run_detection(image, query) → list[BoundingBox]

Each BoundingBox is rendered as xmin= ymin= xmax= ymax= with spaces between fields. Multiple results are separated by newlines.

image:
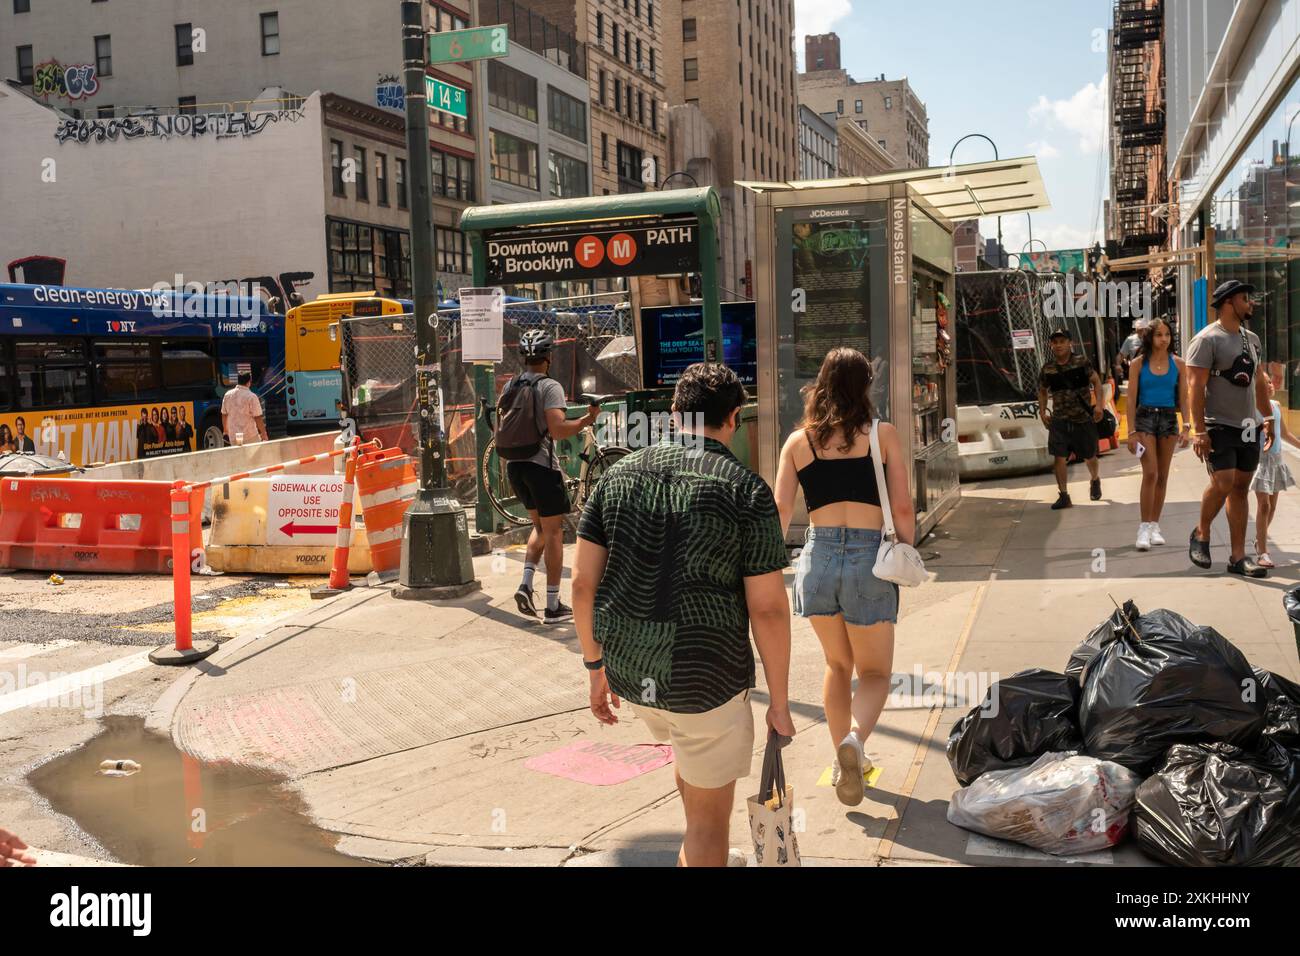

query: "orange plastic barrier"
xmin=355 ymin=448 xmax=418 ymax=577
xmin=0 ymin=478 xmax=202 ymax=574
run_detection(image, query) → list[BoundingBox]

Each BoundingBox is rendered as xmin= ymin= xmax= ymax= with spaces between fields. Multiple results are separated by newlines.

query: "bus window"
xmin=0 ymin=341 xmax=11 ymax=411
xmin=161 ymin=340 xmax=216 ymax=391
xmin=15 ymin=339 xmax=92 ymax=409
xmin=94 ymin=341 xmax=161 ymax=403
xmin=217 ymin=340 xmax=271 ymax=390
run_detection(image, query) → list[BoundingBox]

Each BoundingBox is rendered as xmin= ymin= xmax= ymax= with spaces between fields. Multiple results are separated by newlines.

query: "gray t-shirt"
xmin=514 ymin=371 xmax=567 ymax=469
xmin=1185 ymin=322 xmax=1262 ymax=427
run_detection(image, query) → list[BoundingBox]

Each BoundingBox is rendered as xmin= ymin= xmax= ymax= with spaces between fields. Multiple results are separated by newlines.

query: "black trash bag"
xmin=1253 ymin=666 xmax=1300 ymax=749
xmin=946 ymin=668 xmax=1082 ymax=786
xmin=1066 ymin=600 xmax=1140 ymax=685
xmin=1132 ymin=740 xmax=1300 ymax=866
xmin=1078 ymin=608 xmax=1267 ymax=775
xmin=1285 ymin=585 xmax=1300 ymax=660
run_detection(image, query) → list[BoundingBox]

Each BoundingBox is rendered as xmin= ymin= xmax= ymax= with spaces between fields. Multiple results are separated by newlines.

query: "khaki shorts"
xmin=631 ymin=689 xmax=754 ymax=789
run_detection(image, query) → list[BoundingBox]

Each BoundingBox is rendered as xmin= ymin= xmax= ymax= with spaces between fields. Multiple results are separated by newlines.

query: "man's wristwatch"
xmin=583 ymin=658 xmax=604 ymax=671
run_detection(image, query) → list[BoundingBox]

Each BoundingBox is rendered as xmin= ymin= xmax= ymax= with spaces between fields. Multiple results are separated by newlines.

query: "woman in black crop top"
xmin=773 ymin=347 xmax=916 ymax=808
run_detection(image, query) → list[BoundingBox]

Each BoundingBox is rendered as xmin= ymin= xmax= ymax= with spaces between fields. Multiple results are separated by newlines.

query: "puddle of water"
xmin=28 ymin=716 xmax=370 ymax=867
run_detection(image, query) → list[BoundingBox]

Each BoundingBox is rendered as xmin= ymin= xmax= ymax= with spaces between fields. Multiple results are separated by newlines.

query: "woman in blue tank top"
xmin=1124 ymin=318 xmax=1190 ymax=551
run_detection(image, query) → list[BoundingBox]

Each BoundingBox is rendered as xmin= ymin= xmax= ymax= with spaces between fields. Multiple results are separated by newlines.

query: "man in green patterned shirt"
xmin=572 ymin=363 xmax=794 ymax=867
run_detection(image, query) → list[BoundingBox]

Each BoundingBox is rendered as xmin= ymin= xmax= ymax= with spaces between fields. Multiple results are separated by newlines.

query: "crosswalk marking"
xmin=0 ymin=639 xmax=78 ymax=662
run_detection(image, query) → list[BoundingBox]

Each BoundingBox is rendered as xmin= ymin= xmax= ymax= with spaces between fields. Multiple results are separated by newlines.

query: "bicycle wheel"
xmin=480 ymin=436 xmax=532 ymax=528
xmin=577 ymin=446 xmax=631 ymax=510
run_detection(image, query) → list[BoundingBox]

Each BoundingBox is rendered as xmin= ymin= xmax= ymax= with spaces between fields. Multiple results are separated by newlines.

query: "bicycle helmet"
xmin=518 ymin=328 xmax=554 ymax=358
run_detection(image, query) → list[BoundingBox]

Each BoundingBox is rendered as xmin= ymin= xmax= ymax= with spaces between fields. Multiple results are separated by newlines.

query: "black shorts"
xmin=506 ymin=461 xmax=571 ymax=518
xmin=1048 ymin=418 xmax=1098 ymax=461
xmin=1206 ymin=424 xmax=1260 ymax=474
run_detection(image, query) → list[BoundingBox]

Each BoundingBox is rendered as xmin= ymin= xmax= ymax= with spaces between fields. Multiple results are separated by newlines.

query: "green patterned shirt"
xmin=577 ymin=436 xmax=790 ymax=713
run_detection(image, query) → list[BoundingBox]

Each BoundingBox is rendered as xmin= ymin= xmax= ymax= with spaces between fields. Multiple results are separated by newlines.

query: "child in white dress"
xmin=1251 ymin=372 xmax=1300 ymax=567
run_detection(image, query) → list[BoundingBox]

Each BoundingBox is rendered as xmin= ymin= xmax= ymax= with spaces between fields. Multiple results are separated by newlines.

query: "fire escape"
xmin=1111 ymin=0 xmax=1167 ymax=252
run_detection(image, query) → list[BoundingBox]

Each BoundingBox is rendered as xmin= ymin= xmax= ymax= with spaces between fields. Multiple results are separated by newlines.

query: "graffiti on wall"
xmin=375 ymin=74 xmax=404 ymax=111
xmin=53 ymin=104 xmax=308 ymax=145
xmin=34 ymin=60 xmax=100 ymax=100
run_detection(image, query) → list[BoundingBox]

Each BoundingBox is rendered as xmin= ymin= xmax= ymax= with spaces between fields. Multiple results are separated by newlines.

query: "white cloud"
xmin=1028 ymin=75 xmax=1108 ymax=154
xmin=795 ymin=0 xmax=853 ymax=36
xmin=1027 ymin=140 xmax=1060 ymax=159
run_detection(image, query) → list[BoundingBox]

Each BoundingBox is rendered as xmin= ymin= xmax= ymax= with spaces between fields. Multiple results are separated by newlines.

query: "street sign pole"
xmin=397 ymin=0 xmax=478 ymax=598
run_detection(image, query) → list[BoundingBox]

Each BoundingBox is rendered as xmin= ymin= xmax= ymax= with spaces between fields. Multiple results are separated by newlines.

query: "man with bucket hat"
xmin=1185 ymin=279 xmax=1274 ymax=577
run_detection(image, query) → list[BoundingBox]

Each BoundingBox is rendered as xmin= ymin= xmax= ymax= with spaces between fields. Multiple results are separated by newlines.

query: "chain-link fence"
xmin=955 ymin=269 xmax=1118 ymax=407
xmin=340 ymin=292 xmax=639 ymax=506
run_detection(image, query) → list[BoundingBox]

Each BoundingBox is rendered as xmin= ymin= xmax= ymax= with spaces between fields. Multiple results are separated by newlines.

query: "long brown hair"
xmin=799 ymin=347 xmax=876 ymax=453
xmin=1138 ymin=317 xmax=1176 ymax=360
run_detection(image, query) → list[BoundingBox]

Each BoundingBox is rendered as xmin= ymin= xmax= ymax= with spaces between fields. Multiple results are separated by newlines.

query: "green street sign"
xmin=425 ymin=76 xmax=468 ymax=118
xmin=427 ymin=24 xmax=509 ymax=64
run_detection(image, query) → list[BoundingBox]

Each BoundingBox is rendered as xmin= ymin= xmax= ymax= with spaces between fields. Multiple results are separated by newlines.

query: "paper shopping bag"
xmin=746 ymin=729 xmax=800 ymax=867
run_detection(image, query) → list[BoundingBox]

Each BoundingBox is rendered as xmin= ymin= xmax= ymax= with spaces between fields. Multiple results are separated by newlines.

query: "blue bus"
xmin=0 ymin=283 xmax=286 ymax=465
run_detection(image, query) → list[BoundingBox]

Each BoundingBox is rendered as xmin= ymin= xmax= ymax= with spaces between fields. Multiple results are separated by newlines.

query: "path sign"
xmin=267 ymin=477 xmax=345 ymax=546
xmin=483 ymin=216 xmax=701 ymax=284
xmin=425 ymin=76 xmax=468 ymax=118
xmin=427 ymin=25 xmax=508 ymax=65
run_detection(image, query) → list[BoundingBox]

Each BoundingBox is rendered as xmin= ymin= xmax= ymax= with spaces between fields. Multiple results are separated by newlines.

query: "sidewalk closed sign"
xmin=267 ymin=477 xmax=344 ymax=545
xmin=1012 ymin=329 xmax=1036 ymax=350
xmin=460 ymin=287 xmax=504 ymax=362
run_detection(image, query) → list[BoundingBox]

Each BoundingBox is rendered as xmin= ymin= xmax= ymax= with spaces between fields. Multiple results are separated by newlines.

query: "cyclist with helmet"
xmin=505 ymin=328 xmax=600 ymax=623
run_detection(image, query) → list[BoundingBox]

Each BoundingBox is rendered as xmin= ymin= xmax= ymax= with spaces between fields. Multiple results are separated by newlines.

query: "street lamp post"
xmin=396 ymin=0 xmax=478 ymax=598
xmin=950 ymin=133 xmax=1002 ymax=266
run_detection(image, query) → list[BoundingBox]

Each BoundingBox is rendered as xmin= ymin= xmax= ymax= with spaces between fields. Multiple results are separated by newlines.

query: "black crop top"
xmin=795 ymin=431 xmax=881 ymax=511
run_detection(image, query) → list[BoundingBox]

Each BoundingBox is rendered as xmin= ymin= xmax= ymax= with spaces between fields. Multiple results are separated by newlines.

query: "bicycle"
xmin=479 ymin=393 xmax=632 ymax=528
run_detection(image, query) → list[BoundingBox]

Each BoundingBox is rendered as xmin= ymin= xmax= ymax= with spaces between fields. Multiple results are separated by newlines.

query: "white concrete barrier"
xmin=957 ymin=402 xmax=1053 ymax=480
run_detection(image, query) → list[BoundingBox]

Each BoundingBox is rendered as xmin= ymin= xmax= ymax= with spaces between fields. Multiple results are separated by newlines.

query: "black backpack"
xmin=495 ymin=375 xmax=549 ymax=461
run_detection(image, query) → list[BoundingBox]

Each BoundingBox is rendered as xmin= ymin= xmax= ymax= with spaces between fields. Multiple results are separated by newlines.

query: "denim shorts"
xmin=1134 ymin=406 xmax=1178 ymax=439
xmin=792 ymin=527 xmax=899 ymax=627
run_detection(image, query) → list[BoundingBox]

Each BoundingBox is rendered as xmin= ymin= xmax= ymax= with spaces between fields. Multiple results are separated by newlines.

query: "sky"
xmin=794 ymin=0 xmax=1113 ymax=259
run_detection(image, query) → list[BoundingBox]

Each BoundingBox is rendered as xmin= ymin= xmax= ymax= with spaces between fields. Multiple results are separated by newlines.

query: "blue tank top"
xmin=1138 ymin=359 xmax=1177 ymax=408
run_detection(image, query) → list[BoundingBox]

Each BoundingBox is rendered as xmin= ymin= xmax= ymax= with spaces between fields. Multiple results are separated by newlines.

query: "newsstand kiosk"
xmin=750 ymin=180 xmax=960 ymax=541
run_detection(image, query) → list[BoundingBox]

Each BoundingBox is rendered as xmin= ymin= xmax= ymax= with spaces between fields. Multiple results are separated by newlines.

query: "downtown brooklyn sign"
xmin=482 ymin=217 xmax=700 ymax=283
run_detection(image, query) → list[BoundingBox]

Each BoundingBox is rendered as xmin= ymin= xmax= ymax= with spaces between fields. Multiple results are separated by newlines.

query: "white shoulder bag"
xmin=869 ymin=420 xmax=928 ymax=587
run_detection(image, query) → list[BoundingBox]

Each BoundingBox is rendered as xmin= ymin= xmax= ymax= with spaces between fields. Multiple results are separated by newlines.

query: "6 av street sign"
xmin=425 ymin=76 xmax=468 ymax=118
xmin=427 ymin=24 xmax=508 ymax=64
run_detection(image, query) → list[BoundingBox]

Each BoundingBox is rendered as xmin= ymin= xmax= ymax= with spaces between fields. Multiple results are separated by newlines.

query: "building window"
xmin=548 ymin=86 xmax=587 ymax=143
xmin=261 ymin=12 xmax=279 ymax=56
xmin=878 ymin=139 xmax=887 ymax=150
xmin=649 ymin=48 xmax=655 ymax=77
xmin=598 ymin=69 xmax=606 ymax=106
xmin=884 ymin=95 xmax=892 ymax=109
xmin=647 ymin=0 xmax=653 ymax=28
xmin=330 ymin=140 xmax=346 ymax=197
xmin=14 ymin=0 xmax=31 ymax=13
xmin=636 ymin=37 xmax=642 ymax=69
xmin=431 ymin=148 xmax=475 ymax=200
xmin=94 ymin=35 xmax=112 ymax=77
xmin=596 ymin=11 xmax=603 ymax=46
xmin=437 ymin=227 xmax=471 ymax=275
xmin=651 ymin=97 xmax=657 ymax=132
xmin=549 ymin=151 xmax=588 ymax=198
xmin=684 ymin=59 xmax=698 ymax=81
xmin=855 ymin=99 xmax=862 ymax=113
xmin=600 ymin=132 xmax=608 ymax=170
xmin=489 ymin=130 xmax=538 ymax=190
xmin=488 ymin=59 xmax=537 ymax=122
xmin=396 ymin=158 xmax=408 ymax=209
xmin=614 ymin=77 xmax=621 ymax=109
xmin=375 ymin=152 xmax=389 ymax=206
xmin=616 ymin=141 xmax=644 ymax=191
xmin=353 ymin=146 xmax=368 ymax=201
xmin=178 ymin=96 xmax=197 ymax=114
xmin=176 ymin=23 xmax=193 ymax=66
xmin=16 ymin=45 xmax=32 ymax=85
xmin=328 ymin=219 xmax=411 ymax=298
xmin=683 ymin=18 xmax=697 ymax=41
xmin=836 ymin=99 xmax=843 ymax=114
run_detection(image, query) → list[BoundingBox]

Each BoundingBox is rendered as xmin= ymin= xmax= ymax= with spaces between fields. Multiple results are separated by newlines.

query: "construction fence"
xmin=339 ymin=293 xmax=638 ymax=506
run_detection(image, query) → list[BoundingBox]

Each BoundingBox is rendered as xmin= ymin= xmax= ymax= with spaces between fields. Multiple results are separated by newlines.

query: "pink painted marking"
xmin=524 ymin=741 xmax=674 ymax=785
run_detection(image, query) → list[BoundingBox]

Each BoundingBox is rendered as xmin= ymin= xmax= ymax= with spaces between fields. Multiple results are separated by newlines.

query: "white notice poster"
xmin=460 ymin=287 xmax=505 ymax=362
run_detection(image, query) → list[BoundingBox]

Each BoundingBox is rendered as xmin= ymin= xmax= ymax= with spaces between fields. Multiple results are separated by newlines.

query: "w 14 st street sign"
xmin=425 ymin=76 xmax=468 ymax=118
xmin=427 ymin=24 xmax=508 ymax=64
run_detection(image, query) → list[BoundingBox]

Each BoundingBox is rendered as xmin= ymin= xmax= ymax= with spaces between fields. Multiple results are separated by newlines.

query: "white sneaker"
xmin=1149 ymin=523 xmax=1165 ymax=546
xmin=1136 ymin=523 xmax=1152 ymax=551
xmin=834 ymin=733 xmax=865 ymax=807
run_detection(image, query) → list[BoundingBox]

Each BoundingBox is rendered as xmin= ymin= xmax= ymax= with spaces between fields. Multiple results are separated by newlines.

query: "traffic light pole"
xmin=396 ymin=0 xmax=478 ymax=598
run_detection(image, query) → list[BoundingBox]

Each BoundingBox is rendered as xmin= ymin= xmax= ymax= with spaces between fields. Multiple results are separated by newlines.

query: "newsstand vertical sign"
xmin=482 ymin=217 xmax=701 ymax=284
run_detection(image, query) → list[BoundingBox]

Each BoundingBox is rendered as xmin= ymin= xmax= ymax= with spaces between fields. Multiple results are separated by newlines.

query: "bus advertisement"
xmin=0 ymin=283 xmax=286 ymax=466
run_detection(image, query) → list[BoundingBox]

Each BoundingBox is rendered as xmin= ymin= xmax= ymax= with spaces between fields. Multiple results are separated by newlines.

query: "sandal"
xmin=1188 ymin=529 xmax=1211 ymax=569
xmin=1257 ymin=552 xmax=1276 ymax=569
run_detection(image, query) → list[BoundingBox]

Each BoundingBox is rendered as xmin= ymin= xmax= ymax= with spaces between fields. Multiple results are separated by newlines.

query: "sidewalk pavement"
xmin=147 ymin=441 xmax=1300 ymax=866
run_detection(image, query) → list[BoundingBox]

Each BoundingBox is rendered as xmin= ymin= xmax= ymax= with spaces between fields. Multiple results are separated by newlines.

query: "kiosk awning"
xmin=737 ymin=156 xmax=1051 ymax=221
